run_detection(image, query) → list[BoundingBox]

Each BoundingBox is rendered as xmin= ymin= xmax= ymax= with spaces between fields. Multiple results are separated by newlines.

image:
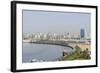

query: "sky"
xmin=23 ymin=10 xmax=91 ymax=34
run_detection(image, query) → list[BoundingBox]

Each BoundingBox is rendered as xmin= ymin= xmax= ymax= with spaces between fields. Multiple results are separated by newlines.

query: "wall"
xmin=0 ymin=0 xmax=99 ymax=73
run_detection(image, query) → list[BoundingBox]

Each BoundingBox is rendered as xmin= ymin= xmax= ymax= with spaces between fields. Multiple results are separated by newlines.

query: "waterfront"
xmin=22 ymin=43 xmax=74 ymax=63
xmin=22 ymin=10 xmax=91 ymax=63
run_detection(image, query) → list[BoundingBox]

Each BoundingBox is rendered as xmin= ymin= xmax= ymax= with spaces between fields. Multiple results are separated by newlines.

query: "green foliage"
xmin=63 ymin=45 xmax=91 ymax=60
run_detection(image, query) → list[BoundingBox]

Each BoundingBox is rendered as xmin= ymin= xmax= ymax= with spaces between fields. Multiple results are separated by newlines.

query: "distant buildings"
xmin=23 ymin=29 xmax=91 ymax=44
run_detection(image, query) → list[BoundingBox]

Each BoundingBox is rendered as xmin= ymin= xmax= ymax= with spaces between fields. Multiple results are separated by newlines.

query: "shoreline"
xmin=23 ymin=39 xmax=74 ymax=49
xmin=23 ymin=39 xmax=91 ymax=51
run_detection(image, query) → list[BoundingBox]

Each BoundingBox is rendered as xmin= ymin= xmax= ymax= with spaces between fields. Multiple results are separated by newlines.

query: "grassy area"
xmin=63 ymin=45 xmax=91 ymax=60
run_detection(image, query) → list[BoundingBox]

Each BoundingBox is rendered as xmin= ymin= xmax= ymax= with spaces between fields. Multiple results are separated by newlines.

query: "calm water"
xmin=22 ymin=43 xmax=73 ymax=63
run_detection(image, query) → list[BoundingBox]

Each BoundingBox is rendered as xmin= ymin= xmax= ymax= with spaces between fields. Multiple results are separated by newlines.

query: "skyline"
xmin=23 ymin=10 xmax=91 ymax=35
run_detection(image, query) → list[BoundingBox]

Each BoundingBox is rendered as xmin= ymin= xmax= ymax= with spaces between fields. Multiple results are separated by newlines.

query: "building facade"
xmin=80 ymin=29 xmax=85 ymax=39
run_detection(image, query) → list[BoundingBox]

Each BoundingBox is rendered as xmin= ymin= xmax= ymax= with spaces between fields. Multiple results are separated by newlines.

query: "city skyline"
xmin=23 ymin=10 xmax=91 ymax=35
xmin=22 ymin=10 xmax=91 ymax=63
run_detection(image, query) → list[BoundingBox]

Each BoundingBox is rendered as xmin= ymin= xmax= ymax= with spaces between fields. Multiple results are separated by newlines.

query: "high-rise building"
xmin=80 ymin=29 xmax=85 ymax=38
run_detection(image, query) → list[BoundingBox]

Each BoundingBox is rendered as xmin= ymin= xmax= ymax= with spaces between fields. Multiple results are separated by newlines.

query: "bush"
xmin=63 ymin=46 xmax=91 ymax=60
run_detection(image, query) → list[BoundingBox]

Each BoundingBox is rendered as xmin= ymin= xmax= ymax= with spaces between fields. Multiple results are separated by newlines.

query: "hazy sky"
xmin=23 ymin=10 xmax=91 ymax=34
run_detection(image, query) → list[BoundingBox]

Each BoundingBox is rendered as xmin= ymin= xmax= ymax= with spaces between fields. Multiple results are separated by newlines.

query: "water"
xmin=22 ymin=43 xmax=73 ymax=63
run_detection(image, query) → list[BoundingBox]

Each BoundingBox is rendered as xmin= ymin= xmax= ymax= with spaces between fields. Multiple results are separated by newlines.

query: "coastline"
xmin=23 ymin=39 xmax=74 ymax=49
xmin=23 ymin=39 xmax=91 ymax=51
